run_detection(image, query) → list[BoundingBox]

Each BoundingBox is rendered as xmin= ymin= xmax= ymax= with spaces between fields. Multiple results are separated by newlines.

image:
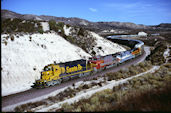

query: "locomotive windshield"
xmin=44 ymin=66 xmax=52 ymax=71
xmin=92 ymin=58 xmax=98 ymax=60
xmin=131 ymin=48 xmax=139 ymax=52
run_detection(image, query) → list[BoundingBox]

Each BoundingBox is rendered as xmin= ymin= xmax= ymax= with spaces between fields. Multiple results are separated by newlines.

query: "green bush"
xmin=48 ymin=20 xmax=57 ymax=31
xmin=38 ymin=29 xmax=44 ymax=34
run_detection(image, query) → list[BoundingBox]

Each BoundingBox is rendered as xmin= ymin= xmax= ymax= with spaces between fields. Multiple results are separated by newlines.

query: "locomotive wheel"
xmin=55 ymin=79 xmax=62 ymax=85
xmin=62 ymin=77 xmax=70 ymax=82
xmin=51 ymin=80 xmax=56 ymax=86
xmin=46 ymin=82 xmax=51 ymax=87
xmin=79 ymin=73 xmax=84 ymax=78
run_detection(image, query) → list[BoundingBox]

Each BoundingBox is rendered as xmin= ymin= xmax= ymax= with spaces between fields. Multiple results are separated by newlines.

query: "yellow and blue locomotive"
xmin=32 ymin=59 xmax=93 ymax=88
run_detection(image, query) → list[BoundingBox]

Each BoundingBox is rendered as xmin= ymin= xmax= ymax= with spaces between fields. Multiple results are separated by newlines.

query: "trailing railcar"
xmin=131 ymin=40 xmax=144 ymax=56
xmin=89 ymin=53 xmax=119 ymax=71
xmin=117 ymin=51 xmax=135 ymax=63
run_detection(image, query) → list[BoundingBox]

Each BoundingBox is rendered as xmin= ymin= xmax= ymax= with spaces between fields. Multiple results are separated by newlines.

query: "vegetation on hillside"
xmin=2 ymin=18 xmax=98 ymax=55
xmin=1 ymin=18 xmax=43 ymax=33
xmin=146 ymin=41 xmax=167 ymax=65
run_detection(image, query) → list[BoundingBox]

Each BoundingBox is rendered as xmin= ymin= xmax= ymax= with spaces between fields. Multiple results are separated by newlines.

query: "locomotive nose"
xmin=32 ymin=80 xmax=41 ymax=88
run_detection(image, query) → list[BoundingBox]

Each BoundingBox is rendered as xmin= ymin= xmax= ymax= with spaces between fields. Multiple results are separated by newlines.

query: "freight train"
xmin=32 ymin=37 xmax=144 ymax=88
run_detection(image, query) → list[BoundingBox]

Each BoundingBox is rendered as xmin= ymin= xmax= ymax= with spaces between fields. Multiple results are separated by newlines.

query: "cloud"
xmin=104 ymin=2 xmax=156 ymax=11
xmin=103 ymin=2 xmax=155 ymax=14
xmin=104 ymin=2 xmax=140 ymax=9
xmin=89 ymin=8 xmax=97 ymax=12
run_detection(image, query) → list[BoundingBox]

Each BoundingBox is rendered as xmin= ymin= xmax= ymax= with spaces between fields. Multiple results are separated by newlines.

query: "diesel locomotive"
xmin=32 ymin=37 xmax=144 ymax=88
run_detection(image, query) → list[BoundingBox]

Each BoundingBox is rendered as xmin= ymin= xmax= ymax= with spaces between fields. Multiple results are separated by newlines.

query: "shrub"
xmin=82 ymin=84 xmax=89 ymax=89
xmin=15 ymin=101 xmax=47 ymax=112
xmin=3 ymin=41 xmax=8 ymax=46
xmin=33 ymin=67 xmax=36 ymax=71
xmin=10 ymin=35 xmax=14 ymax=41
xmin=163 ymin=63 xmax=171 ymax=68
xmin=82 ymin=103 xmax=91 ymax=111
xmin=92 ymin=77 xmax=97 ymax=80
xmin=91 ymin=50 xmax=96 ymax=56
xmin=163 ymin=75 xmax=171 ymax=82
xmin=146 ymin=41 xmax=167 ymax=65
xmin=98 ymin=82 xmax=102 ymax=87
xmin=65 ymin=36 xmax=75 ymax=43
xmin=5 ymin=36 xmax=9 ymax=40
xmin=139 ymin=62 xmax=145 ymax=68
xmin=38 ymin=29 xmax=44 ymax=34
xmin=47 ymin=96 xmax=56 ymax=102
xmin=98 ymin=46 xmax=102 ymax=50
xmin=90 ymin=96 xmax=99 ymax=105
xmin=62 ymin=102 xmax=74 ymax=112
xmin=66 ymin=24 xmax=71 ymax=28
xmin=129 ymin=68 xmax=138 ymax=75
xmin=48 ymin=20 xmax=57 ymax=31
xmin=78 ymin=27 xmax=85 ymax=36
xmin=41 ymin=44 xmax=46 ymax=49
xmin=73 ymin=106 xmax=82 ymax=112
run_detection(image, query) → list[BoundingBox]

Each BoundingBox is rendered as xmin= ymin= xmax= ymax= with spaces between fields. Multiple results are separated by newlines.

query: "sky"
xmin=1 ymin=0 xmax=171 ymax=25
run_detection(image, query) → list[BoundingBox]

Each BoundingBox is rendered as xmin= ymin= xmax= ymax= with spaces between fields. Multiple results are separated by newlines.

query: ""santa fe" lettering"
xmin=66 ymin=64 xmax=82 ymax=73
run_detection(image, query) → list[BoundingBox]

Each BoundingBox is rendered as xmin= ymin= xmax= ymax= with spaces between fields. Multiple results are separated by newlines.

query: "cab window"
xmin=44 ymin=66 xmax=52 ymax=71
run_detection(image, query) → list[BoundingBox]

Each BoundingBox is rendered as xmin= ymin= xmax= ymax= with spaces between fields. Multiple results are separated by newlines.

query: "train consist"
xmin=32 ymin=37 xmax=144 ymax=88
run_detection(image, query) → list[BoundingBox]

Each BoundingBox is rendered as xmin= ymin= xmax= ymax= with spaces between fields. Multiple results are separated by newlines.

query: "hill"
xmin=1 ymin=10 xmax=126 ymax=96
xmin=1 ymin=9 xmax=154 ymax=32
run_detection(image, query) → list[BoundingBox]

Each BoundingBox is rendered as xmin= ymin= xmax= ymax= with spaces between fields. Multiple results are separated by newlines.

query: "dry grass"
xmin=15 ymin=62 xmax=169 ymax=112
xmin=57 ymin=63 xmax=171 ymax=112
xmin=15 ymin=101 xmax=47 ymax=112
xmin=106 ymin=61 xmax=152 ymax=81
xmin=112 ymin=83 xmax=171 ymax=111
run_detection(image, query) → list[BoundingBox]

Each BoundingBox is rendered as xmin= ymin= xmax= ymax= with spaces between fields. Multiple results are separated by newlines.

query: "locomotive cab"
xmin=33 ymin=64 xmax=62 ymax=88
xmin=131 ymin=48 xmax=140 ymax=56
xmin=88 ymin=56 xmax=104 ymax=70
xmin=41 ymin=65 xmax=53 ymax=81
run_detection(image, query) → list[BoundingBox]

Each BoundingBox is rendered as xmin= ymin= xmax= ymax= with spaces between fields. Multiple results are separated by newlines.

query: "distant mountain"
xmin=1 ymin=9 xmax=171 ymax=32
xmin=152 ymin=23 xmax=171 ymax=30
